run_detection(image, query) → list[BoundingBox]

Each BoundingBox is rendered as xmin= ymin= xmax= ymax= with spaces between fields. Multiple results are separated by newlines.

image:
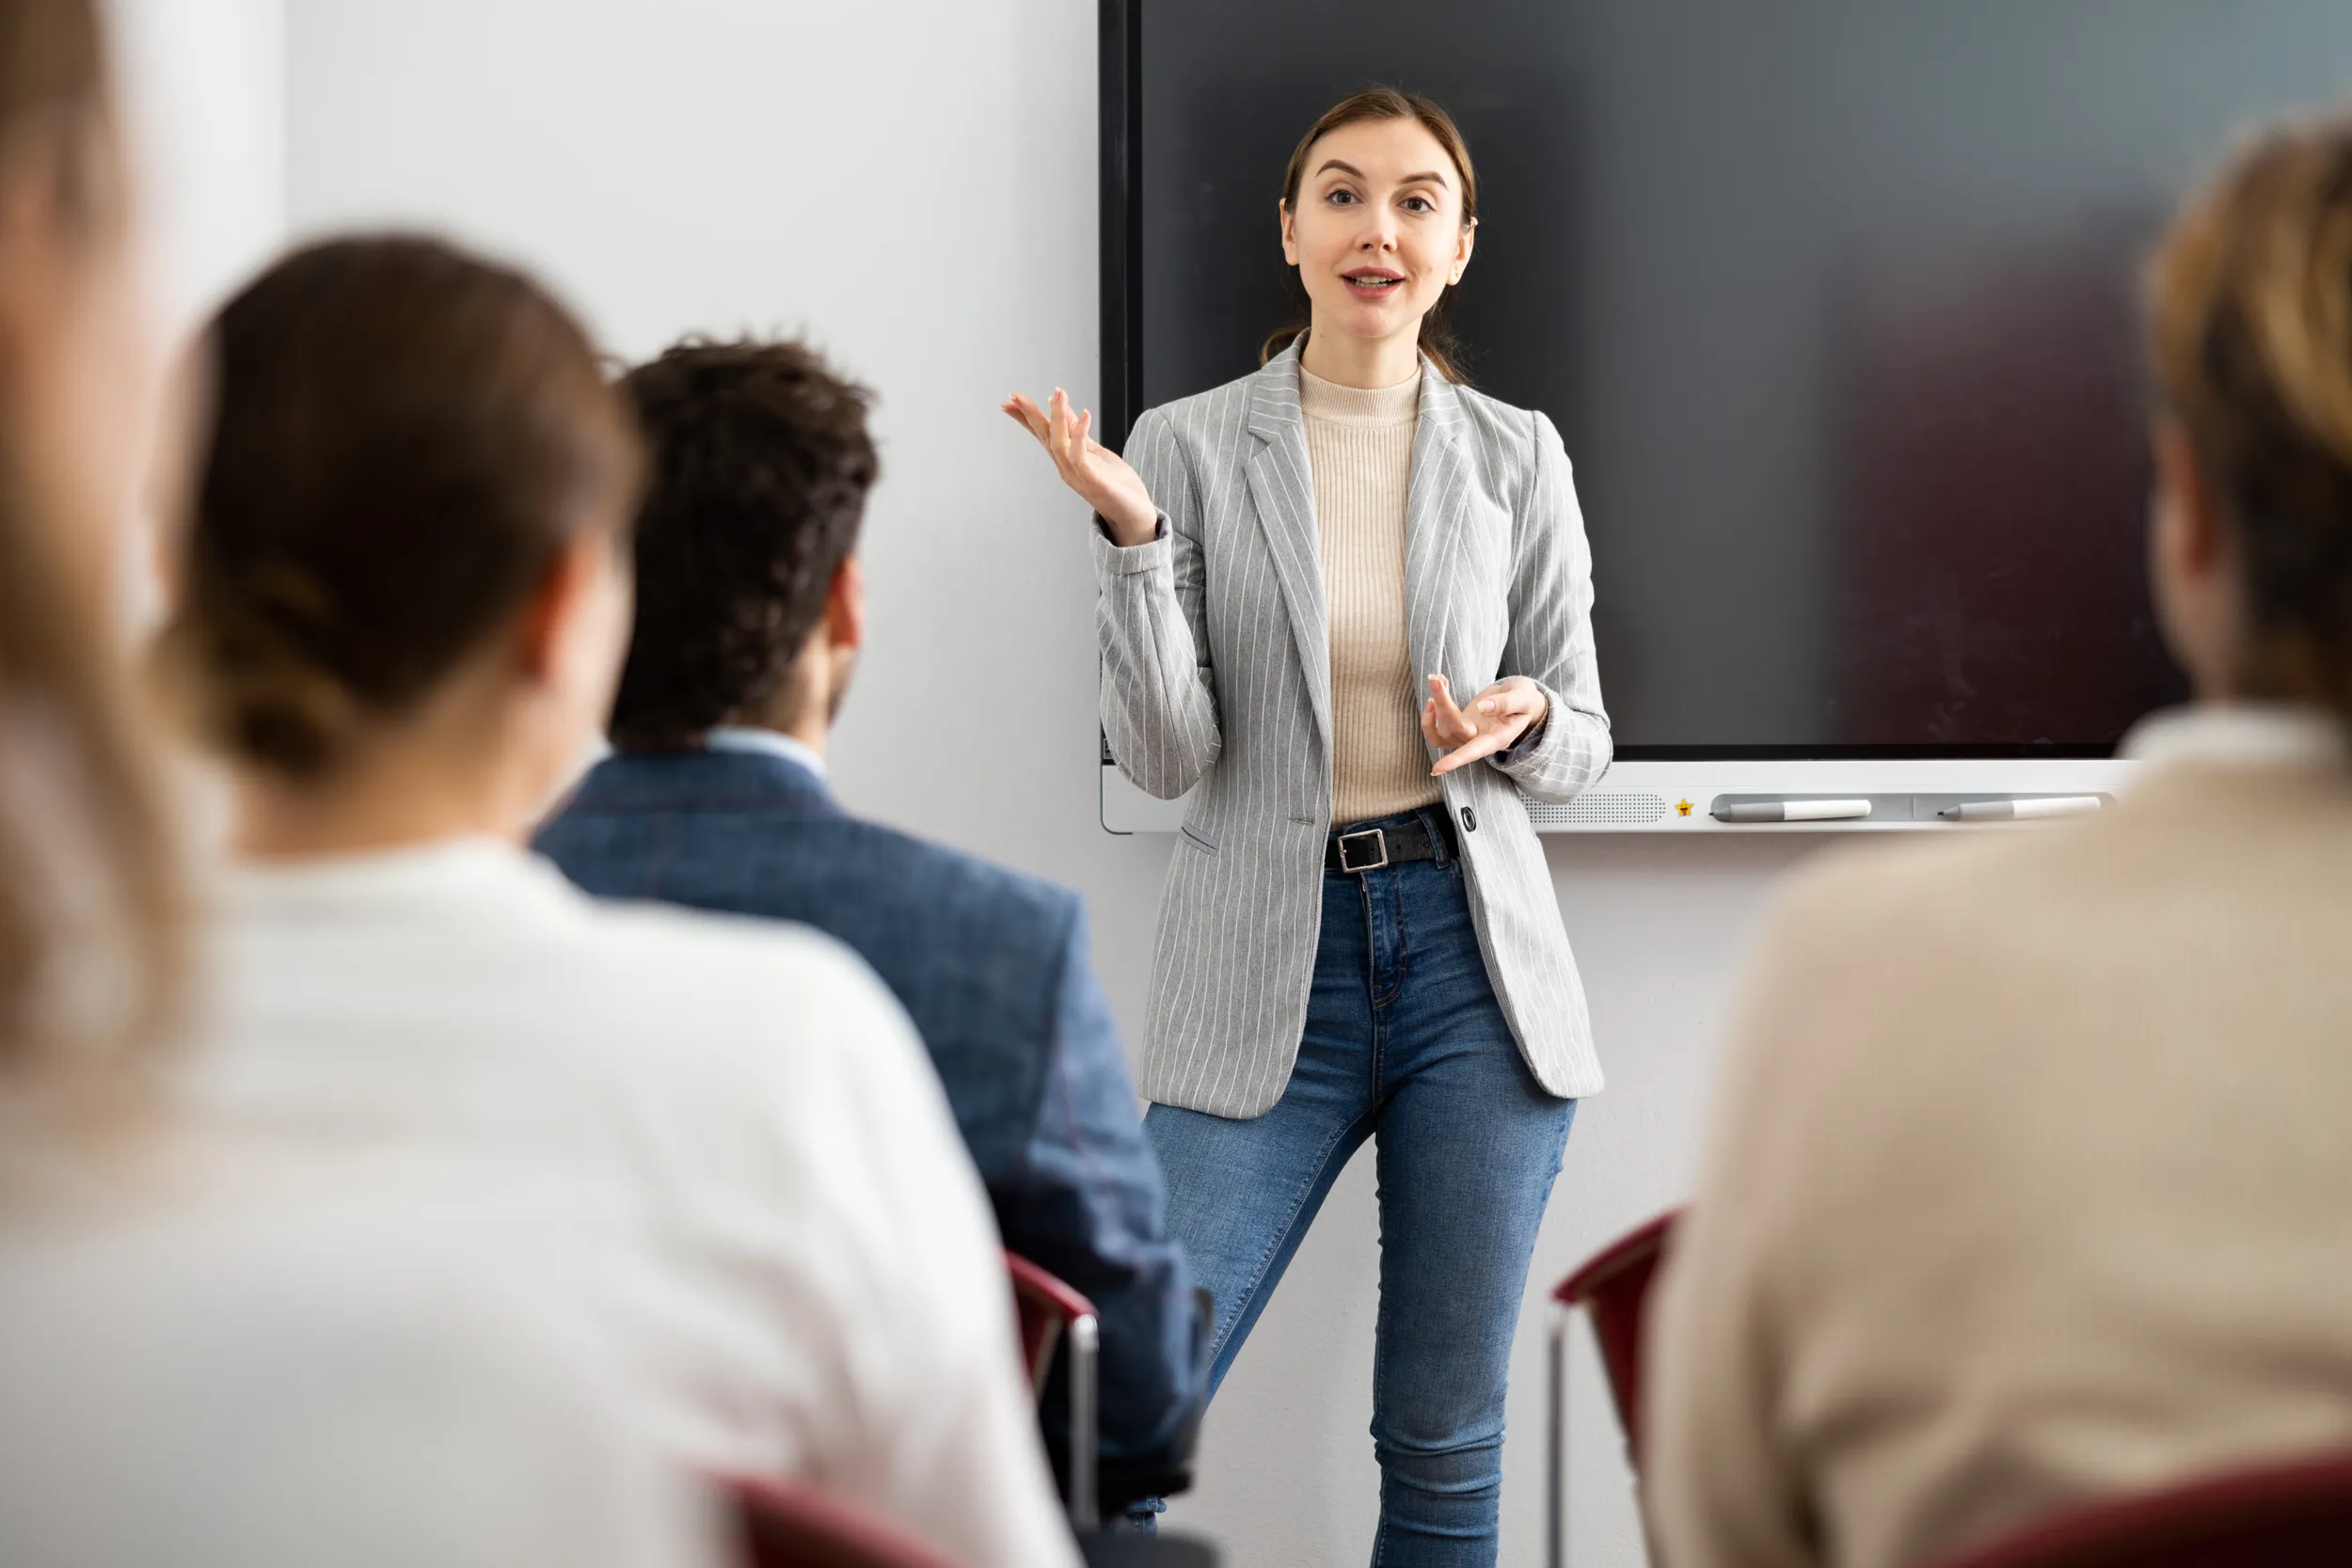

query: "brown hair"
xmin=161 ymin=235 xmax=643 ymax=780
xmin=607 ymin=338 xmax=879 ymax=752
xmin=1260 ymin=87 xmax=1480 ymax=383
xmin=2149 ymin=109 xmax=2352 ymax=721
xmin=0 ymin=0 xmax=183 ymax=1096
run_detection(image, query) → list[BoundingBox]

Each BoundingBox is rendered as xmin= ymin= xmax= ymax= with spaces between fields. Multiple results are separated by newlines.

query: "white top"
xmin=178 ymin=837 xmax=1078 ymax=1568
xmin=0 ymin=1142 xmax=723 ymax=1568
xmin=706 ymin=725 xmax=827 ymax=779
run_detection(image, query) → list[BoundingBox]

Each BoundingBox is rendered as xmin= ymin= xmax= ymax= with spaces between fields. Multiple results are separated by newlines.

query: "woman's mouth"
xmin=1343 ymin=271 xmax=1406 ymax=300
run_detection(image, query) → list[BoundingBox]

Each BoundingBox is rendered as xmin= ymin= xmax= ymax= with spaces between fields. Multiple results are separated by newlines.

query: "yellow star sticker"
xmin=1677 ymin=800 xmax=1694 ymax=817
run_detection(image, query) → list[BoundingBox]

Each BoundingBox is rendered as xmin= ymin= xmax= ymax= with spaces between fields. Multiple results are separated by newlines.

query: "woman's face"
xmin=1280 ymin=117 xmax=1475 ymax=355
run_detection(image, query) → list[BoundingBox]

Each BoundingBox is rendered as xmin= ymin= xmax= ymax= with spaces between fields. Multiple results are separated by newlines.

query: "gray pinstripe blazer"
xmin=1094 ymin=342 xmax=1613 ymax=1118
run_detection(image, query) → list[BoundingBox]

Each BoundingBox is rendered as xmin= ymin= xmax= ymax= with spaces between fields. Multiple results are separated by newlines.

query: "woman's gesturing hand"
xmin=1002 ymin=388 xmax=1161 ymax=546
xmin=1422 ymin=674 xmax=1549 ymax=777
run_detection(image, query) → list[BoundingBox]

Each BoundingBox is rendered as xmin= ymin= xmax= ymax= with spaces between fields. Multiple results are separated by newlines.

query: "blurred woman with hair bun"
xmin=159 ymin=227 xmax=1080 ymax=1568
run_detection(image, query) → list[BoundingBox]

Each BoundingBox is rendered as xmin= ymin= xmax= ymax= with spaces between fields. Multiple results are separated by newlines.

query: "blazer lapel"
xmin=1244 ymin=347 xmax=1333 ymax=756
xmin=1405 ymin=359 xmax=1473 ymax=689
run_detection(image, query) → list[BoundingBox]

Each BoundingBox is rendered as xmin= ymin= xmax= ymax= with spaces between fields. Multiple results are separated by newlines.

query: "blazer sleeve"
xmin=1488 ymin=408 xmax=1613 ymax=802
xmin=1093 ymin=406 xmax=1221 ymax=799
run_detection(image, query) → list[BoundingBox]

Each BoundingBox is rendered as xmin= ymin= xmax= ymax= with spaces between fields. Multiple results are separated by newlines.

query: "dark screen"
xmin=1133 ymin=1 xmax=2352 ymax=752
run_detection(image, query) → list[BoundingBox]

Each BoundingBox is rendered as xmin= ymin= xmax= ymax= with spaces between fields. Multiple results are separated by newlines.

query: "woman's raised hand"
xmin=1422 ymin=673 xmax=1550 ymax=776
xmin=1001 ymin=388 xmax=1161 ymax=546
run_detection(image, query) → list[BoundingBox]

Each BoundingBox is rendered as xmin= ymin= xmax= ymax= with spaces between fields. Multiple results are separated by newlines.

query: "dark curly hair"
xmin=607 ymin=338 xmax=879 ymax=752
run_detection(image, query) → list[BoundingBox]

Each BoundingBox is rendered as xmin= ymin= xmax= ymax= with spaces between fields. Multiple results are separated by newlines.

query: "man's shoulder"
xmin=798 ymin=818 xmax=1086 ymax=993
xmin=831 ymin=817 xmax=1076 ymax=925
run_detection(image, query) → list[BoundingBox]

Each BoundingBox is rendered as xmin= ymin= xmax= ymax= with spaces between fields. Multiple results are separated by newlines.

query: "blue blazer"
xmin=535 ymin=748 xmax=1203 ymax=1493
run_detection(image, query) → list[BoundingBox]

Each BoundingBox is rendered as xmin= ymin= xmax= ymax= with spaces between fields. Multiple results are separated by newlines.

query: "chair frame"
xmin=1546 ymin=1211 xmax=1679 ymax=1568
xmin=1006 ymin=1250 xmax=1102 ymax=1532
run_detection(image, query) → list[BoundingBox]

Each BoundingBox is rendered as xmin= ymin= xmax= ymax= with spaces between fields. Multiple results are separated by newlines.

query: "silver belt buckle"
xmin=1337 ymin=828 xmax=1390 ymax=873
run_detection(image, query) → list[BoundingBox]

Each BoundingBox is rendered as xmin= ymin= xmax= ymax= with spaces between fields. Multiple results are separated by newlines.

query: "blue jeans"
xmin=1144 ymin=807 xmax=1577 ymax=1567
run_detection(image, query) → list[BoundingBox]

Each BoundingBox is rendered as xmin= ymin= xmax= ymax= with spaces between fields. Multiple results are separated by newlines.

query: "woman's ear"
xmin=1279 ymin=198 xmax=1299 ymax=267
xmin=2152 ymin=415 xmax=2226 ymax=577
xmin=2149 ymin=414 xmax=2241 ymax=699
xmin=1451 ymin=216 xmax=1477 ymax=286
xmin=516 ymin=530 xmax=632 ymax=695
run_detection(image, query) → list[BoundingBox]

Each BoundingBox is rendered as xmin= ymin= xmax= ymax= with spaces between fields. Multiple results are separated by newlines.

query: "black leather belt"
xmin=1326 ymin=815 xmax=1456 ymax=873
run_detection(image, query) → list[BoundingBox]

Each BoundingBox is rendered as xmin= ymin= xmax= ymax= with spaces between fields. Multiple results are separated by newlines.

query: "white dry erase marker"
xmin=1711 ymin=799 xmax=1874 ymax=823
xmin=1938 ymin=796 xmax=2104 ymax=822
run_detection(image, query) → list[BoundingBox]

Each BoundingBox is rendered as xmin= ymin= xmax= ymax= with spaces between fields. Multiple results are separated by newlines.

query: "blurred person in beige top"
xmin=1647 ymin=107 xmax=2352 ymax=1568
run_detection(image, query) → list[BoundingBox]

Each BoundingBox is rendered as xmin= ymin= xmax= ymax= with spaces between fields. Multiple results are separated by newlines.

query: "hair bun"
xmin=158 ymin=563 xmax=361 ymax=780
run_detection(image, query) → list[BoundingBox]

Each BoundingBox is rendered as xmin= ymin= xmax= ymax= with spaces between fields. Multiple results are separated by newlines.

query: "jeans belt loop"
xmin=1337 ymin=827 xmax=1390 ymax=873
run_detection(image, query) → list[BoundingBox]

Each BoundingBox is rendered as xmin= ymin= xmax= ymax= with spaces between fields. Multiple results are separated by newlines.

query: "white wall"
xmin=106 ymin=0 xmax=284 ymax=630
xmin=284 ymin=6 xmax=1828 ymax=1561
xmin=110 ymin=0 xmax=285 ymax=347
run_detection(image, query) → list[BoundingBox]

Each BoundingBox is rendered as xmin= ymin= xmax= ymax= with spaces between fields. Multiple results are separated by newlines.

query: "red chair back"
xmin=1550 ymin=1210 xmax=1678 ymax=1455
xmin=727 ymin=1476 xmax=969 ymax=1568
xmin=1004 ymin=1251 xmax=1102 ymax=1532
xmin=1924 ymin=1449 xmax=2352 ymax=1568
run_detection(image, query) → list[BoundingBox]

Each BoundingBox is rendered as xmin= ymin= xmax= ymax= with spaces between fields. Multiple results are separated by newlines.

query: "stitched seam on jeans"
xmin=1370 ymin=869 xmax=1409 ymax=1012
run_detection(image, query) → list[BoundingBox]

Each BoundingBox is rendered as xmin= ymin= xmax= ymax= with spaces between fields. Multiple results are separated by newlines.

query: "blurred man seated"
xmin=537 ymin=339 xmax=1207 ymax=1511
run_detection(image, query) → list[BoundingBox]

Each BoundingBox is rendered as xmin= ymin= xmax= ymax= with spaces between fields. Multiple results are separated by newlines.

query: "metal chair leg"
xmin=1068 ymin=1311 xmax=1100 ymax=1531
xmin=1548 ymin=1305 xmax=1569 ymax=1568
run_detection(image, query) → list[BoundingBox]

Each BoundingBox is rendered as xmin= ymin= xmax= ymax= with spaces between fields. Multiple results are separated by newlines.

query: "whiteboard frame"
xmin=1101 ymin=756 xmax=2139 ymax=834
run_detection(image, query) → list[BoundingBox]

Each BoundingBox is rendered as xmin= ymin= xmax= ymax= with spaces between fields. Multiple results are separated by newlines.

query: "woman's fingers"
xmin=1426 ymin=674 xmax=1477 ymax=744
xmin=1006 ymin=410 xmax=1050 ymax=450
xmin=1433 ymin=731 xmax=1513 ymax=775
xmin=1007 ymin=389 xmax=1108 ymax=473
xmin=1009 ymin=388 xmax=1155 ymax=533
xmin=1427 ymin=674 xmax=1543 ymax=774
xmin=1470 ymin=681 xmax=1535 ymax=720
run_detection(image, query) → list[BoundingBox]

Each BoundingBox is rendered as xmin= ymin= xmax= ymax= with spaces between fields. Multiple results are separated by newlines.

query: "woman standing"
xmin=1008 ymin=87 xmax=1609 ymax=1563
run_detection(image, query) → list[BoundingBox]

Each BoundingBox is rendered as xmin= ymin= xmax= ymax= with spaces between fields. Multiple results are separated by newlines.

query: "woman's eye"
xmin=1327 ymin=189 xmax=1357 ymax=206
xmin=1403 ymin=196 xmax=1434 ymax=214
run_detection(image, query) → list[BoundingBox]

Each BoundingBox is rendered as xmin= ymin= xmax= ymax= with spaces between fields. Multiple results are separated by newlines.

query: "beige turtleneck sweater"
xmin=1299 ymin=364 xmax=1440 ymax=825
